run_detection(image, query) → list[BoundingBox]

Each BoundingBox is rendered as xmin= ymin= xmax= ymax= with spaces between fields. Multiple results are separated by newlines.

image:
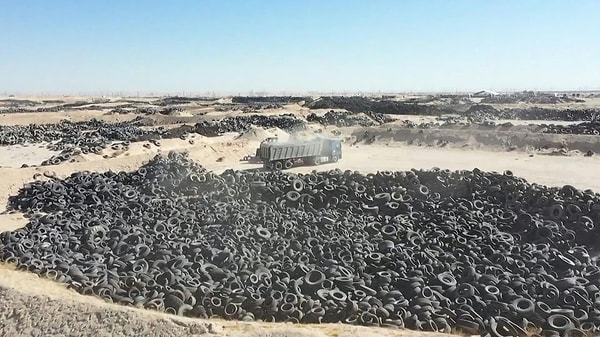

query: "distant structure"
xmin=471 ymin=90 xmax=500 ymax=98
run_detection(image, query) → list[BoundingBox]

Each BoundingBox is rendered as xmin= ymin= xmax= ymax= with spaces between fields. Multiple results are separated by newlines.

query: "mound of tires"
xmin=465 ymin=105 xmax=600 ymax=122
xmin=0 ymin=117 xmax=162 ymax=166
xmin=193 ymin=115 xmax=306 ymax=136
xmin=307 ymin=110 xmax=393 ymax=127
xmin=542 ymin=121 xmax=600 ymax=135
xmin=108 ymin=107 xmax=184 ymax=115
xmin=0 ymin=117 xmax=155 ymax=148
xmin=2 ymin=152 xmax=600 ymax=336
xmin=232 ymin=96 xmax=305 ymax=104
xmin=306 ymin=96 xmax=453 ymax=116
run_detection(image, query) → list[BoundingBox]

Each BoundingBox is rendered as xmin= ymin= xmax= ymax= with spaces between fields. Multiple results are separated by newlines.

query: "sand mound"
xmin=236 ymin=126 xmax=289 ymax=142
xmin=168 ymin=110 xmax=193 ymax=117
xmin=68 ymin=154 xmax=91 ymax=163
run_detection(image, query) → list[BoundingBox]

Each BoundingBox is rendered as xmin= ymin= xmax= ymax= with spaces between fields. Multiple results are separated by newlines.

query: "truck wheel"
xmin=313 ymin=157 xmax=321 ymax=166
xmin=274 ymin=161 xmax=283 ymax=170
xmin=284 ymin=160 xmax=293 ymax=169
xmin=331 ymin=155 xmax=339 ymax=163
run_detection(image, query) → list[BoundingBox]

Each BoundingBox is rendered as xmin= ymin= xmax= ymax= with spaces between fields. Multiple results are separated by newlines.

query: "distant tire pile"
xmin=305 ymin=96 xmax=453 ymax=116
xmin=0 ymin=124 xmax=64 ymax=146
xmin=307 ymin=110 xmax=393 ymax=127
xmin=194 ymin=115 xmax=306 ymax=137
xmin=0 ymin=118 xmax=161 ymax=166
xmin=0 ymin=100 xmax=114 ymax=113
xmin=108 ymin=107 xmax=184 ymax=115
xmin=214 ymin=103 xmax=284 ymax=112
xmin=2 ymin=152 xmax=600 ymax=336
xmin=153 ymin=96 xmax=217 ymax=106
xmin=232 ymin=96 xmax=306 ymax=104
xmin=465 ymin=105 xmax=599 ymax=122
xmin=542 ymin=122 xmax=600 ymax=135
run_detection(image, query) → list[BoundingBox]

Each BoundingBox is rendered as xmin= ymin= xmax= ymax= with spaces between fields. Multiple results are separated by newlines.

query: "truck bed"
xmin=260 ymin=140 xmax=323 ymax=161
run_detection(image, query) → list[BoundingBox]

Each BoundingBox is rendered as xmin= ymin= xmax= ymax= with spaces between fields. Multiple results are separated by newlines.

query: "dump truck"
xmin=257 ymin=137 xmax=342 ymax=170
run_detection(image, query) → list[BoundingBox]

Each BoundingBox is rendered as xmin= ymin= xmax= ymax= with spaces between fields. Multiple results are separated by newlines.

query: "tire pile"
xmin=542 ymin=121 xmax=600 ymax=135
xmin=307 ymin=110 xmax=393 ymax=127
xmin=193 ymin=115 xmax=306 ymax=137
xmin=0 ymin=118 xmax=161 ymax=166
xmin=232 ymin=96 xmax=305 ymax=104
xmin=153 ymin=97 xmax=218 ymax=106
xmin=305 ymin=97 xmax=454 ymax=116
xmin=214 ymin=103 xmax=284 ymax=112
xmin=481 ymin=95 xmax=585 ymax=105
xmin=2 ymin=151 xmax=600 ymax=336
xmin=1 ymin=100 xmax=116 ymax=114
xmin=0 ymin=99 xmax=40 ymax=107
xmin=108 ymin=107 xmax=184 ymax=115
xmin=465 ymin=105 xmax=599 ymax=122
xmin=305 ymin=98 xmax=599 ymax=122
xmin=0 ymin=106 xmax=63 ymax=114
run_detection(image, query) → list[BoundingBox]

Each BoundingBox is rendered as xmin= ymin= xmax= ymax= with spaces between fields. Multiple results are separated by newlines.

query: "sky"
xmin=1 ymin=0 xmax=599 ymax=95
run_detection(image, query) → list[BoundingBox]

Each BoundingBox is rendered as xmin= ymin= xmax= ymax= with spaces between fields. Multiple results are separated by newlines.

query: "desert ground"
xmin=1 ymin=92 xmax=600 ymax=336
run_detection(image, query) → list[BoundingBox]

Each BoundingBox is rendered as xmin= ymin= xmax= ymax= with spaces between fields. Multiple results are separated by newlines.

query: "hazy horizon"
xmin=2 ymin=0 xmax=599 ymax=94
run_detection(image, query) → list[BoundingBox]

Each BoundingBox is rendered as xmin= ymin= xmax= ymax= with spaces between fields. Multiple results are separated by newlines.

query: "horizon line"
xmin=2 ymin=88 xmax=599 ymax=98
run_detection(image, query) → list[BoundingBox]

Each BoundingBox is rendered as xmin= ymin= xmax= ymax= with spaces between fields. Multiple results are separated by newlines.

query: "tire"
xmin=274 ymin=161 xmax=283 ymax=170
xmin=331 ymin=155 xmax=339 ymax=163
xmin=284 ymin=160 xmax=293 ymax=169
xmin=313 ymin=157 xmax=321 ymax=166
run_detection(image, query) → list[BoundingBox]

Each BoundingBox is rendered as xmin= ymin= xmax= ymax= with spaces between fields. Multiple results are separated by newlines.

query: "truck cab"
xmin=321 ymin=138 xmax=342 ymax=162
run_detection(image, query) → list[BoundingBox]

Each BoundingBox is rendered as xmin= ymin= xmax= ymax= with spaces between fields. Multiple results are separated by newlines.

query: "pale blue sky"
xmin=1 ymin=0 xmax=599 ymax=95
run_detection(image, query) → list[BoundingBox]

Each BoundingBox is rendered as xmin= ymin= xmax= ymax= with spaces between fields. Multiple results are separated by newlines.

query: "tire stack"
xmin=542 ymin=121 xmax=600 ymax=135
xmin=0 ymin=118 xmax=161 ymax=166
xmin=194 ymin=115 xmax=306 ymax=136
xmin=307 ymin=110 xmax=391 ymax=127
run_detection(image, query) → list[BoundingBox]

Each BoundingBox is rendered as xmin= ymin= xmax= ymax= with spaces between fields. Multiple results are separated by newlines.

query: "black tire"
xmin=331 ymin=155 xmax=339 ymax=163
xmin=274 ymin=161 xmax=283 ymax=170
xmin=313 ymin=157 xmax=321 ymax=166
xmin=284 ymin=160 xmax=293 ymax=169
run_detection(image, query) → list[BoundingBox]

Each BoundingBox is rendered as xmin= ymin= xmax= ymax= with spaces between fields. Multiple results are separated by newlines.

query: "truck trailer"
xmin=257 ymin=137 xmax=342 ymax=170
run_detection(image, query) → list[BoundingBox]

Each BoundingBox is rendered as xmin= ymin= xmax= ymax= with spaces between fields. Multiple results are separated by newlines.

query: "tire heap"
xmin=1 ymin=101 xmax=116 ymax=114
xmin=108 ymin=107 xmax=184 ymax=115
xmin=464 ymin=105 xmax=600 ymax=122
xmin=0 ymin=118 xmax=161 ymax=166
xmin=0 ymin=124 xmax=65 ymax=146
xmin=307 ymin=110 xmax=393 ymax=127
xmin=305 ymin=97 xmax=454 ymax=116
xmin=232 ymin=96 xmax=305 ymax=104
xmin=2 ymin=152 xmax=600 ymax=336
xmin=153 ymin=97 xmax=217 ymax=106
xmin=542 ymin=122 xmax=600 ymax=135
xmin=214 ymin=103 xmax=284 ymax=112
xmin=194 ymin=115 xmax=306 ymax=137
xmin=43 ymin=118 xmax=164 ymax=166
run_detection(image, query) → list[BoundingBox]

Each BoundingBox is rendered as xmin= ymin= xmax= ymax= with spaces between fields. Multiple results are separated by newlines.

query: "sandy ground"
xmin=2 ymin=98 xmax=600 ymax=336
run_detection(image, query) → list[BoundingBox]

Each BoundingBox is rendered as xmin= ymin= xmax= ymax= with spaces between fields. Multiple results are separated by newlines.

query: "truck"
xmin=256 ymin=137 xmax=342 ymax=170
